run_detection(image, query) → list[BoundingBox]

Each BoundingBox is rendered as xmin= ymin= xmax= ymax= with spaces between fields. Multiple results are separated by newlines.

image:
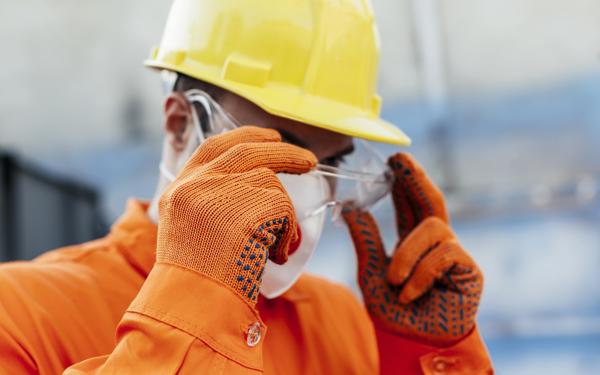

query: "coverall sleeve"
xmin=0 ymin=242 xmax=149 ymax=375
xmin=377 ymin=326 xmax=494 ymax=375
xmin=65 ymin=263 xmax=265 ymax=374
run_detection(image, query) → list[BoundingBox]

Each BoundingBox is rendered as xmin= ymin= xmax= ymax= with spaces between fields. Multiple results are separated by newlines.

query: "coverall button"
xmin=432 ymin=356 xmax=448 ymax=373
xmin=246 ymin=322 xmax=262 ymax=347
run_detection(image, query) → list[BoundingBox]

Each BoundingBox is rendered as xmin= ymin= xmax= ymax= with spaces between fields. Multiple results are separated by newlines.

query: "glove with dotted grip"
xmin=343 ymin=153 xmax=483 ymax=346
xmin=157 ymin=126 xmax=317 ymax=306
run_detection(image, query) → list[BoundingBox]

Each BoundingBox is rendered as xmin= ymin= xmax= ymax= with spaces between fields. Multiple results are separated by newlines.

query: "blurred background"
xmin=1 ymin=0 xmax=599 ymax=373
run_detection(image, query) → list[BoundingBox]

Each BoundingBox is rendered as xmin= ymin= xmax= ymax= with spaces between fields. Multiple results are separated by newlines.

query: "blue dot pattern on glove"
xmin=345 ymin=209 xmax=482 ymax=344
xmin=235 ymin=217 xmax=289 ymax=301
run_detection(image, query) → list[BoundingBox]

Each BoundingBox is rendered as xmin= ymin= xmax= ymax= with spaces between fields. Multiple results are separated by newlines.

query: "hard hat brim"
xmin=146 ymin=60 xmax=411 ymax=147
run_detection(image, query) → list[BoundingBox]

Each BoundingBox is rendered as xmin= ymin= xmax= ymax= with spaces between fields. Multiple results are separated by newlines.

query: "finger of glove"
xmin=388 ymin=153 xmax=449 ymax=240
xmin=241 ymin=168 xmax=300 ymax=264
xmin=398 ymin=238 xmax=474 ymax=304
xmin=437 ymin=245 xmax=483 ymax=298
xmin=259 ymin=190 xmax=298 ymax=266
xmin=342 ymin=208 xmax=389 ymax=293
xmin=387 ymin=216 xmax=455 ymax=286
xmin=180 ymin=127 xmax=282 ymax=175
xmin=207 ymin=142 xmax=317 ymax=175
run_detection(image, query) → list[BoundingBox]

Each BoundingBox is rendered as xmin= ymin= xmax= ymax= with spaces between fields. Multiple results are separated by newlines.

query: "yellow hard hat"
xmin=146 ymin=0 xmax=411 ymax=146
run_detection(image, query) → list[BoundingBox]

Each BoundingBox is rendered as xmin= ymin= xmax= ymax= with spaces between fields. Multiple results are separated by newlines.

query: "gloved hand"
xmin=343 ymin=153 xmax=483 ymax=346
xmin=156 ymin=126 xmax=317 ymax=307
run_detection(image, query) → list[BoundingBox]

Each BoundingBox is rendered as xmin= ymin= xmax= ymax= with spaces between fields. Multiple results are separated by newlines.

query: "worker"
xmin=0 ymin=0 xmax=493 ymax=374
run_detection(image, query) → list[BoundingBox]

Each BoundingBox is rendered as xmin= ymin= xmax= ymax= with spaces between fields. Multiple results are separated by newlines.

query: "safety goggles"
xmin=183 ymin=89 xmax=392 ymax=220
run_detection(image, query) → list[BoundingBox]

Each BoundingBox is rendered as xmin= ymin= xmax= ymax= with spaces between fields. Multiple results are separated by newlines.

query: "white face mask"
xmin=261 ymin=173 xmax=329 ymax=299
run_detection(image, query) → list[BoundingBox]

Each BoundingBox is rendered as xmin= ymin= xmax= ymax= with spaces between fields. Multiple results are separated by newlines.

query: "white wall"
xmin=0 ymin=0 xmax=170 ymax=154
xmin=439 ymin=0 xmax=600 ymax=94
xmin=373 ymin=0 xmax=600 ymax=101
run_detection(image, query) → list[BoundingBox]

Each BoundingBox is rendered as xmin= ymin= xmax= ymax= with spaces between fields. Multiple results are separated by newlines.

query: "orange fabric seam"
xmin=155 ymin=261 xmax=261 ymax=312
xmin=34 ymin=242 xmax=108 ymax=264
xmin=126 ymin=308 xmax=262 ymax=371
xmin=128 ymin=263 xmax=265 ymax=370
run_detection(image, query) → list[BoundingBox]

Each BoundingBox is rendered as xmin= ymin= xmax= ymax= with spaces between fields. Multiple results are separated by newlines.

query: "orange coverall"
xmin=0 ymin=200 xmax=492 ymax=374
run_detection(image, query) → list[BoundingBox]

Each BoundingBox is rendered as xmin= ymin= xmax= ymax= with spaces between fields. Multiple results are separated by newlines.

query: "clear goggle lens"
xmin=183 ymin=89 xmax=392 ymax=220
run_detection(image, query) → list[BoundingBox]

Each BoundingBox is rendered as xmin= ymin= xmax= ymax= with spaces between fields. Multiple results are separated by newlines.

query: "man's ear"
xmin=163 ymin=92 xmax=192 ymax=152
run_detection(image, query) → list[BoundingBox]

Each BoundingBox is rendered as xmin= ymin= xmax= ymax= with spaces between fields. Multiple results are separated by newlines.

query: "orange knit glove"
xmin=156 ymin=126 xmax=317 ymax=306
xmin=343 ymin=153 xmax=483 ymax=346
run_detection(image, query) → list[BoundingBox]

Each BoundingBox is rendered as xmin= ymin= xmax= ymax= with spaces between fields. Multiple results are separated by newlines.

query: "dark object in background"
xmin=0 ymin=152 xmax=107 ymax=261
